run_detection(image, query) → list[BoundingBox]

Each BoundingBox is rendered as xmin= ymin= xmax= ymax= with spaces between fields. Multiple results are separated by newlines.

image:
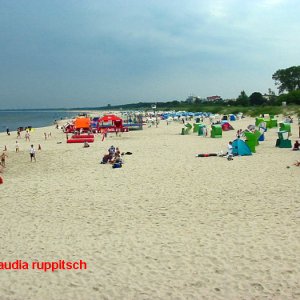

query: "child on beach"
xmin=292 ymin=140 xmax=299 ymax=151
xmin=15 ymin=141 xmax=20 ymax=153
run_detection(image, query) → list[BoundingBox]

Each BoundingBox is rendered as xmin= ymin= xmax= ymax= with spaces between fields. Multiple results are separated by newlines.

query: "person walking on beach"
xmin=29 ymin=145 xmax=36 ymax=162
xmin=15 ymin=141 xmax=20 ymax=153
xmin=17 ymin=129 xmax=21 ymax=139
xmin=25 ymin=130 xmax=30 ymax=142
xmin=1 ymin=151 xmax=8 ymax=167
xmin=6 ymin=128 xmax=10 ymax=135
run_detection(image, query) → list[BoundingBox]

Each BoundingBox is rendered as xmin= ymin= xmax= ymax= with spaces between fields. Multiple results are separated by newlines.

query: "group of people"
xmin=100 ymin=145 xmax=123 ymax=166
xmin=44 ymin=132 xmax=52 ymax=140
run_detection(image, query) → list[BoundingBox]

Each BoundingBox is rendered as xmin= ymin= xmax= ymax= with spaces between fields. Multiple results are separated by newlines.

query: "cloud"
xmin=262 ymin=0 xmax=284 ymax=7
xmin=0 ymin=0 xmax=299 ymax=108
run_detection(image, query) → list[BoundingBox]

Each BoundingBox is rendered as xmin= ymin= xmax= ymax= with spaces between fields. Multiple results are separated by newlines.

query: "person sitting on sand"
xmin=226 ymin=141 xmax=233 ymax=160
xmin=0 ymin=152 xmax=8 ymax=167
xmin=115 ymin=147 xmax=121 ymax=156
xmin=83 ymin=141 xmax=90 ymax=148
xmin=292 ymin=140 xmax=300 ymax=151
xmin=110 ymin=152 xmax=122 ymax=164
xmin=100 ymin=153 xmax=113 ymax=164
xmin=293 ymin=160 xmax=300 ymax=166
xmin=108 ymin=145 xmax=115 ymax=156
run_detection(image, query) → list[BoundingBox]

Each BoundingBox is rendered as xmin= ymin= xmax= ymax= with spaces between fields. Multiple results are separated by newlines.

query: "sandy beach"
xmin=0 ymin=116 xmax=299 ymax=299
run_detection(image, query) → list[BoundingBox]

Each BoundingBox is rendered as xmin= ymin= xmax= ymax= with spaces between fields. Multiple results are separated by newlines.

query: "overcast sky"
xmin=0 ymin=0 xmax=299 ymax=109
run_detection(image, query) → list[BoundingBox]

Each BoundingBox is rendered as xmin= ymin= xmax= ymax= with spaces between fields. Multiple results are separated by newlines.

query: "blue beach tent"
xmin=229 ymin=114 xmax=236 ymax=121
xmin=232 ymin=139 xmax=252 ymax=156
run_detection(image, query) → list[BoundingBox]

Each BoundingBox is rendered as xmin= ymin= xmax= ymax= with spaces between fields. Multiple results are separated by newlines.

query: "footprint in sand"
xmin=251 ymin=283 xmax=264 ymax=291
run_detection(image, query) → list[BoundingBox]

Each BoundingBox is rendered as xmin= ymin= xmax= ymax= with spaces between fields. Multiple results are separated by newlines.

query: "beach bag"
xmin=0 ymin=176 xmax=3 ymax=184
xmin=112 ymin=163 xmax=122 ymax=169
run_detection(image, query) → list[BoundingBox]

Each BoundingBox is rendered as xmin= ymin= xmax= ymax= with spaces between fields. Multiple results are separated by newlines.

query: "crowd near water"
xmin=0 ymin=110 xmax=76 ymax=133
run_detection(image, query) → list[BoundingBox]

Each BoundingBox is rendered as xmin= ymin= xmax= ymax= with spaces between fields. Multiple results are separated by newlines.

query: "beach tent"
xmin=198 ymin=124 xmax=207 ymax=136
xmin=63 ymin=123 xmax=75 ymax=133
xmin=244 ymin=130 xmax=262 ymax=153
xmin=99 ymin=114 xmax=122 ymax=123
xmin=193 ymin=123 xmax=203 ymax=133
xmin=222 ymin=122 xmax=234 ymax=131
xmin=99 ymin=114 xmax=123 ymax=128
xmin=229 ymin=114 xmax=236 ymax=121
xmin=181 ymin=123 xmax=192 ymax=135
xmin=232 ymin=139 xmax=252 ymax=156
xmin=211 ymin=124 xmax=222 ymax=138
xmin=276 ymin=131 xmax=292 ymax=148
xmin=279 ymin=122 xmax=291 ymax=133
xmin=74 ymin=118 xmax=91 ymax=130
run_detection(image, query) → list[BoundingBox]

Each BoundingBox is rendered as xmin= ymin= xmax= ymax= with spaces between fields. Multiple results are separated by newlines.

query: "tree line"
xmin=227 ymin=65 xmax=300 ymax=106
xmin=88 ymin=65 xmax=300 ymax=111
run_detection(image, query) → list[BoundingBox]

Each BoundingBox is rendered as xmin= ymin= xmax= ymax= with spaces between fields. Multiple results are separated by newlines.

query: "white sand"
xmin=0 ymin=116 xmax=299 ymax=300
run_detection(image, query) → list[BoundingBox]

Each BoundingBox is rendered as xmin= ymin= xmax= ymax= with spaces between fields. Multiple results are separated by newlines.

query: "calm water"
xmin=0 ymin=110 xmax=77 ymax=133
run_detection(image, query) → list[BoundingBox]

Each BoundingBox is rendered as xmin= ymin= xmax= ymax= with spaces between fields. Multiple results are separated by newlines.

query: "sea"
xmin=0 ymin=110 xmax=77 ymax=133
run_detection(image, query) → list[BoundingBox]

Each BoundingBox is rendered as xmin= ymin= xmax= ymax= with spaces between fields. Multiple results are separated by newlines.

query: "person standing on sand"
xmin=29 ymin=145 xmax=36 ymax=162
xmin=17 ymin=129 xmax=21 ymax=139
xmin=25 ymin=130 xmax=30 ymax=142
xmin=15 ymin=141 xmax=20 ymax=153
xmin=1 ymin=152 xmax=8 ymax=167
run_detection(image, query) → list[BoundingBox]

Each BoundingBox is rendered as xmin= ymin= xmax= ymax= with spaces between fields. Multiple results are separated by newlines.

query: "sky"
xmin=0 ymin=0 xmax=299 ymax=109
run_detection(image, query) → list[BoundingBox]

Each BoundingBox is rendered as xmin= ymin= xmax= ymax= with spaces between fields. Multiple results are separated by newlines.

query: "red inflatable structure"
xmin=67 ymin=138 xmax=94 ymax=143
xmin=98 ymin=114 xmax=128 ymax=133
xmin=71 ymin=134 xmax=94 ymax=139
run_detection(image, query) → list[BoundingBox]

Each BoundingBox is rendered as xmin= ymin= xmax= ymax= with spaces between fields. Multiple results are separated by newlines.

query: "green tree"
xmin=194 ymin=98 xmax=202 ymax=104
xmin=272 ymin=66 xmax=300 ymax=93
xmin=267 ymin=88 xmax=277 ymax=104
xmin=277 ymin=90 xmax=300 ymax=105
xmin=249 ymin=92 xmax=266 ymax=105
xmin=236 ymin=90 xmax=249 ymax=106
